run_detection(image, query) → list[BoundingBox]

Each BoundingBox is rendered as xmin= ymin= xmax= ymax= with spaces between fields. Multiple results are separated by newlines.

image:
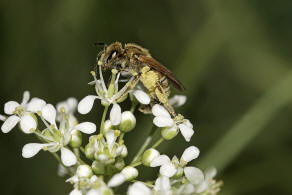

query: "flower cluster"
xmin=0 ymin=65 xmax=222 ymax=194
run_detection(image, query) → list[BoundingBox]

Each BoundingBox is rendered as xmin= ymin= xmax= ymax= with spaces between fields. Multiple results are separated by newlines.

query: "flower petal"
xmin=27 ymin=98 xmax=46 ymax=113
xmin=154 ymin=176 xmax=171 ymax=192
xmin=105 ymin=130 xmax=117 ymax=151
xmin=42 ymin=104 xmax=57 ymax=126
xmin=22 ymin=143 xmax=45 ymax=158
xmin=57 ymin=97 xmax=78 ymax=114
xmin=1 ymin=115 xmax=20 ymax=133
xmin=152 ymin=104 xmax=171 ymax=118
xmin=184 ymin=167 xmax=204 ymax=185
xmin=77 ymin=95 xmax=98 ymax=114
xmin=74 ymin=122 xmax=96 ymax=134
xmin=66 ymin=98 xmax=78 ymax=112
xmin=160 ymin=163 xmax=177 ymax=177
xmin=20 ymin=114 xmax=37 ymax=134
xmin=153 ymin=116 xmax=174 ymax=127
xmin=61 ymin=147 xmax=77 ymax=166
xmin=108 ymin=173 xmax=126 ymax=187
xmin=184 ymin=119 xmax=193 ymax=129
xmin=205 ymin=167 xmax=217 ymax=180
xmin=181 ymin=146 xmax=200 ymax=163
xmin=133 ymin=90 xmax=150 ymax=105
xmin=4 ymin=101 xmax=20 ymax=115
xmin=0 ymin=114 xmax=6 ymax=121
xmin=178 ymin=123 xmax=194 ymax=142
xmin=128 ymin=182 xmax=152 ymax=195
xmin=69 ymin=189 xmax=82 ymax=195
xmin=21 ymin=91 xmax=30 ymax=106
xmin=110 ymin=103 xmax=122 ymax=126
xmin=150 ymin=155 xmax=171 ymax=167
xmin=168 ymin=95 xmax=186 ymax=107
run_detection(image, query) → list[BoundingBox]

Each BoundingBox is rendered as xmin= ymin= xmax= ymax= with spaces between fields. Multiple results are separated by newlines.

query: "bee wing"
xmin=138 ymin=56 xmax=184 ymax=91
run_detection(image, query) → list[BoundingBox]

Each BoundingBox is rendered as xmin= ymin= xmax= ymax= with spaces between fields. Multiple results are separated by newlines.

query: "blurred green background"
xmin=0 ymin=0 xmax=292 ymax=194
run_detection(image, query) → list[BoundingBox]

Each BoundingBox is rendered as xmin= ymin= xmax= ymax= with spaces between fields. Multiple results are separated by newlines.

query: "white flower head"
xmin=21 ymin=103 xmax=96 ymax=166
xmin=150 ymin=146 xmax=201 ymax=179
xmin=78 ymin=67 xmax=137 ymax=115
xmin=152 ymin=104 xmax=194 ymax=142
xmin=1 ymin=91 xmax=42 ymax=134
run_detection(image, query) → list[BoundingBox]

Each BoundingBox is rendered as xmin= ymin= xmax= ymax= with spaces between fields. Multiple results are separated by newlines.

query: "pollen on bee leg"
xmin=98 ymin=60 xmax=103 ymax=66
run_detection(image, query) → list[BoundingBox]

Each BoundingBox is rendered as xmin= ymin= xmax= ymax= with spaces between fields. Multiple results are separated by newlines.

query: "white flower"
xmin=150 ymin=146 xmax=202 ymax=180
xmin=22 ymin=104 xmax=96 ymax=166
xmin=127 ymin=182 xmax=152 ymax=195
xmin=152 ymin=104 xmax=194 ymax=142
xmin=1 ymin=91 xmax=43 ymax=134
xmin=78 ymin=66 xmax=137 ymax=115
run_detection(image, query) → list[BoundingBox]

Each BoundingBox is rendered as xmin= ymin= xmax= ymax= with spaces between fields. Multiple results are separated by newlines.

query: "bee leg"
xmin=155 ymin=83 xmax=176 ymax=117
xmin=113 ymin=75 xmax=140 ymax=101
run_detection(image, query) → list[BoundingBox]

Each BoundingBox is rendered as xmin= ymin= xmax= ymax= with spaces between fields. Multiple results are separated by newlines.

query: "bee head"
xmin=96 ymin=42 xmax=124 ymax=71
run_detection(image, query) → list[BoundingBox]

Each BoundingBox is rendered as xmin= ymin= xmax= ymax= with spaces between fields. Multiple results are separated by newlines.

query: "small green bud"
xmin=142 ymin=148 xmax=160 ymax=166
xmin=161 ymin=126 xmax=178 ymax=140
xmin=119 ymin=111 xmax=136 ymax=132
xmin=70 ymin=130 xmax=82 ymax=148
xmin=85 ymin=144 xmax=95 ymax=160
xmin=92 ymin=161 xmax=105 ymax=175
xmin=76 ymin=165 xmax=93 ymax=178
xmin=121 ymin=166 xmax=138 ymax=181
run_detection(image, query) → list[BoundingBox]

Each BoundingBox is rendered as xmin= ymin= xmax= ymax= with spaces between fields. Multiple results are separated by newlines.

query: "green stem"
xmin=80 ymin=146 xmax=85 ymax=155
xmin=151 ymin=138 xmax=164 ymax=149
xmin=130 ymin=161 xmax=142 ymax=167
xmin=100 ymin=106 xmax=109 ymax=134
xmin=130 ymin=101 xmax=138 ymax=113
xmin=130 ymin=126 xmax=157 ymax=164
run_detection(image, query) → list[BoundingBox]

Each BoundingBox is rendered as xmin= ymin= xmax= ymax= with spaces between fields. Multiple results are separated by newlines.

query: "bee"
xmin=96 ymin=42 xmax=184 ymax=117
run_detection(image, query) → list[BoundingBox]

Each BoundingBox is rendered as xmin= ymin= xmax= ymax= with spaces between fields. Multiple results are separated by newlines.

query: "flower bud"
xmin=85 ymin=143 xmax=95 ymax=160
xmin=161 ymin=126 xmax=178 ymax=140
xmin=121 ymin=166 xmax=138 ymax=181
xmin=76 ymin=165 xmax=93 ymax=178
xmin=142 ymin=148 xmax=160 ymax=166
xmin=92 ymin=160 xmax=105 ymax=175
xmin=70 ymin=130 xmax=82 ymax=148
xmin=119 ymin=111 xmax=136 ymax=132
